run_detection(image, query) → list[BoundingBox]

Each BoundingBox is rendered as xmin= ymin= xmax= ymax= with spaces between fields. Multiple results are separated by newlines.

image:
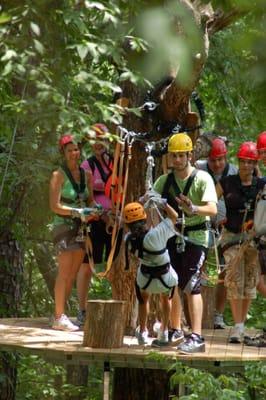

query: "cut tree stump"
xmin=83 ymin=300 xmax=126 ymax=348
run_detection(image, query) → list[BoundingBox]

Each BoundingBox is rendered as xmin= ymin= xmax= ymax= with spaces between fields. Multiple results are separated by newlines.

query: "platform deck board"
xmin=0 ymin=318 xmax=265 ymax=370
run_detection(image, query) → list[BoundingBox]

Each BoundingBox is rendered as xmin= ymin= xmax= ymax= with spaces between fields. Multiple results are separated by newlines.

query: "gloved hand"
xmin=143 ymin=192 xmax=167 ymax=210
xmin=176 ymin=194 xmax=198 ymax=215
xmin=71 ymin=208 xmax=93 ymax=222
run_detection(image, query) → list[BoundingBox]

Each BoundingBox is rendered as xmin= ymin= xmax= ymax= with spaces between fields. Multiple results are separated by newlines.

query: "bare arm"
xmin=86 ymin=170 xmax=97 ymax=206
xmin=164 ymin=203 xmax=178 ymax=224
xmin=49 ymin=170 xmax=73 ymax=216
xmin=176 ymin=194 xmax=217 ymax=217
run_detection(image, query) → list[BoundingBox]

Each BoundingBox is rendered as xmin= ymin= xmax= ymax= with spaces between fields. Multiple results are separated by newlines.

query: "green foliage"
xmin=169 ymin=361 xmax=266 ymax=400
xmin=16 ymin=355 xmax=104 ymax=400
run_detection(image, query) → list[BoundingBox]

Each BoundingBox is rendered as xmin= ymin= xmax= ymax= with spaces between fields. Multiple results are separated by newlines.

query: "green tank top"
xmin=52 ymin=166 xmax=90 ymax=227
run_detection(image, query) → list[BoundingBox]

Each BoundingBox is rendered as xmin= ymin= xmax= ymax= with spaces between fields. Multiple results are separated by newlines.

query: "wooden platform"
xmin=0 ymin=318 xmax=265 ymax=371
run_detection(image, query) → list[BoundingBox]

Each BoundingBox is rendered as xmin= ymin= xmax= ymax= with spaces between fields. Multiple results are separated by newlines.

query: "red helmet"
xmin=237 ymin=141 xmax=259 ymax=160
xmin=58 ymin=134 xmax=74 ymax=150
xmin=91 ymin=123 xmax=109 ymax=137
xmin=209 ymin=138 xmax=227 ymax=159
xmin=257 ymin=131 xmax=266 ymax=151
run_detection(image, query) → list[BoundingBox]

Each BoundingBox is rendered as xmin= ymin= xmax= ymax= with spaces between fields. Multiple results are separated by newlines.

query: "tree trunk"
xmin=66 ymin=365 xmax=89 ymax=400
xmin=112 ymin=368 xmax=171 ymax=400
xmin=0 ymin=235 xmax=24 ymax=400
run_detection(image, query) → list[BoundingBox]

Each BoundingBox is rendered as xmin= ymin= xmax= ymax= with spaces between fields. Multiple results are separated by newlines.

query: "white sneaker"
xmin=152 ymin=330 xmax=169 ymax=347
xmin=135 ymin=326 xmax=148 ymax=345
xmin=214 ymin=312 xmax=227 ymax=329
xmin=153 ymin=321 xmax=161 ymax=335
xmin=52 ymin=314 xmax=79 ymax=332
xmin=229 ymin=326 xmax=244 ymax=343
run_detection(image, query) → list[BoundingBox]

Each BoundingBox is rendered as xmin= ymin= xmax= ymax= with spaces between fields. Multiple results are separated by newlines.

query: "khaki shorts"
xmin=224 ymin=244 xmax=259 ymax=300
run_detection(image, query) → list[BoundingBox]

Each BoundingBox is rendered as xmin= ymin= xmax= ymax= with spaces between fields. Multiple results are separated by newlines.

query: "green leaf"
xmin=30 ymin=22 xmax=41 ymax=37
xmin=33 ymin=39 xmax=44 ymax=55
xmin=77 ymin=44 xmax=89 ymax=61
xmin=2 ymin=61 xmax=13 ymax=76
xmin=0 ymin=12 xmax=11 ymax=24
xmin=1 ymin=49 xmax=17 ymax=61
xmin=84 ymin=1 xmax=106 ymax=10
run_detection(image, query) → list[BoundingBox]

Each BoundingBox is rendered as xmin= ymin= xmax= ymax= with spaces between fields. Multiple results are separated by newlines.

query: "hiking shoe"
xmin=214 ymin=312 xmax=227 ymax=329
xmin=168 ymin=328 xmax=184 ymax=344
xmin=135 ymin=326 xmax=148 ymax=345
xmin=76 ymin=309 xmax=86 ymax=327
xmin=151 ymin=330 xmax=169 ymax=347
xmin=52 ymin=314 xmax=79 ymax=332
xmin=229 ymin=326 xmax=244 ymax=343
xmin=178 ymin=333 xmax=205 ymax=354
xmin=244 ymin=332 xmax=266 ymax=347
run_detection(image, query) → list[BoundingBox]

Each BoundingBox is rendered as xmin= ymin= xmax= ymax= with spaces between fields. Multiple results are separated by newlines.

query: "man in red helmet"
xmin=216 ymin=142 xmax=264 ymax=343
xmin=257 ymin=131 xmax=266 ymax=168
xmin=195 ymin=137 xmax=238 ymax=329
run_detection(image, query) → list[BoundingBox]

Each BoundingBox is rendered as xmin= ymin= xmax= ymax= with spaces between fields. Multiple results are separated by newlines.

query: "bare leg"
xmin=138 ymin=291 xmax=150 ymax=332
xmin=170 ymin=287 xmax=182 ymax=329
xmin=54 ymin=249 xmax=84 ymax=319
xmin=160 ymin=294 xmax=171 ymax=331
xmin=76 ymin=263 xmax=92 ymax=310
xmin=230 ymin=298 xmax=252 ymax=324
xmin=257 ymin=274 xmax=266 ymax=297
xmin=186 ymin=293 xmax=203 ymax=335
xmin=215 ymin=283 xmax=227 ymax=314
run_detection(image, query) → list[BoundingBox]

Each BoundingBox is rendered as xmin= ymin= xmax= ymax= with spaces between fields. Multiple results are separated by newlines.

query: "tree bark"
xmin=112 ymin=368 xmax=171 ymax=400
xmin=0 ymin=236 xmax=24 ymax=400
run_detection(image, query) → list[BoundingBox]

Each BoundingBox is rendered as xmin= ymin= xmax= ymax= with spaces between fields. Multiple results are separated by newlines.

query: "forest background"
xmin=0 ymin=0 xmax=265 ymax=399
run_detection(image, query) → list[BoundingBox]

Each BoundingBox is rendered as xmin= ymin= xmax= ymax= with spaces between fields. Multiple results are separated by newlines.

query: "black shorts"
xmin=167 ymin=237 xmax=206 ymax=295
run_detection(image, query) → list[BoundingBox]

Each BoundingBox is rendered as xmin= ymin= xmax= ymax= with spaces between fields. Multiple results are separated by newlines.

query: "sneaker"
xmin=168 ymin=328 xmax=184 ymax=344
xmin=76 ymin=309 xmax=86 ymax=327
xmin=229 ymin=326 xmax=244 ymax=343
xmin=52 ymin=314 xmax=79 ymax=332
xmin=214 ymin=312 xmax=227 ymax=329
xmin=244 ymin=332 xmax=266 ymax=347
xmin=178 ymin=333 xmax=205 ymax=354
xmin=153 ymin=321 xmax=161 ymax=335
xmin=135 ymin=326 xmax=148 ymax=345
xmin=152 ymin=330 xmax=169 ymax=347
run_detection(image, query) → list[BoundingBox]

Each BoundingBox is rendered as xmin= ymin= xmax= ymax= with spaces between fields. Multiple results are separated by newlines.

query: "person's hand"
xmin=71 ymin=207 xmax=95 ymax=222
xmin=176 ymin=194 xmax=198 ymax=215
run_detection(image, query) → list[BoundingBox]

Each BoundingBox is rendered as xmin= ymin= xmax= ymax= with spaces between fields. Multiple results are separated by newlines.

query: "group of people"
xmin=124 ymin=131 xmax=266 ymax=354
xmin=49 ymin=124 xmax=113 ymax=331
xmin=49 ymin=124 xmax=266 ymax=355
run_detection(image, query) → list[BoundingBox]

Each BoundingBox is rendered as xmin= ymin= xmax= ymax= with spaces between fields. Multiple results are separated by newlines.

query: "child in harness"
xmin=123 ymin=201 xmax=179 ymax=347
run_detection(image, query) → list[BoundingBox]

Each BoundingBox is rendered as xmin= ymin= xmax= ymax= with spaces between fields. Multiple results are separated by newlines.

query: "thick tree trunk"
xmin=112 ymin=368 xmax=171 ymax=400
xmin=0 ymin=236 xmax=24 ymax=400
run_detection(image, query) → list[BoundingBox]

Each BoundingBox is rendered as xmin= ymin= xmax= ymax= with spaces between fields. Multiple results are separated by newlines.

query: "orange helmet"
xmin=209 ymin=138 xmax=227 ymax=159
xmin=237 ymin=141 xmax=258 ymax=160
xmin=91 ymin=123 xmax=109 ymax=137
xmin=257 ymin=131 xmax=266 ymax=151
xmin=123 ymin=202 xmax=147 ymax=224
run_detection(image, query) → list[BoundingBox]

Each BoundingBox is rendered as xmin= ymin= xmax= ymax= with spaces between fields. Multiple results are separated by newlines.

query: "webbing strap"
xmin=162 ymin=169 xmax=198 ymax=214
xmin=61 ymin=164 xmax=86 ymax=197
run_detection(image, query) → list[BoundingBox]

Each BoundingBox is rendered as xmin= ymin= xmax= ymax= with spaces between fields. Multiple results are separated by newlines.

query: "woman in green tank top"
xmin=49 ymin=134 xmax=97 ymax=332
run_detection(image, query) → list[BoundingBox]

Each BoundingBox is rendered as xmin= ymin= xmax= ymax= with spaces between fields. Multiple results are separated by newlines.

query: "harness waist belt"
xmin=140 ymin=262 xmax=170 ymax=278
xmin=176 ymin=221 xmax=209 ymax=233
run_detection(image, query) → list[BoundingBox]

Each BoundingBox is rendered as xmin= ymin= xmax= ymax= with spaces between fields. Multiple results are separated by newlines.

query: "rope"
xmin=0 ymin=81 xmax=28 ymax=202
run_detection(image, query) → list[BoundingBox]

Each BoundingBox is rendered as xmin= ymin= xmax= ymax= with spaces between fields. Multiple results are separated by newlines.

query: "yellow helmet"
xmin=123 ymin=202 xmax=147 ymax=223
xmin=168 ymin=133 xmax=193 ymax=152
